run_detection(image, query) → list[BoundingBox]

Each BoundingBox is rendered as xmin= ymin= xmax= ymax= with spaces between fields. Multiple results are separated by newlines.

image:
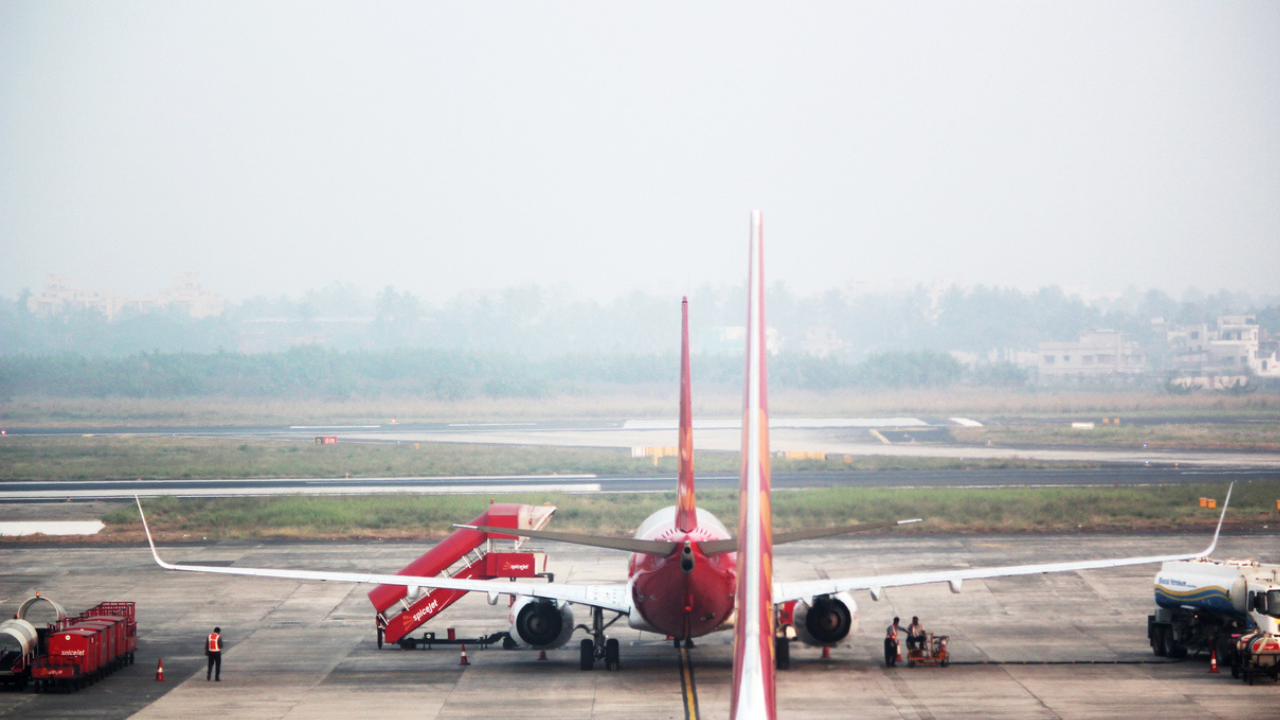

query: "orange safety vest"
xmin=886 ymin=624 xmax=898 ymax=640
xmin=207 ymin=633 xmax=221 ymax=653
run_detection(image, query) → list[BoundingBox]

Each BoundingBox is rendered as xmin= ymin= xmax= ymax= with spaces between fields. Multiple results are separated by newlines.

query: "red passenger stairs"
xmin=368 ymin=503 xmax=554 ymax=647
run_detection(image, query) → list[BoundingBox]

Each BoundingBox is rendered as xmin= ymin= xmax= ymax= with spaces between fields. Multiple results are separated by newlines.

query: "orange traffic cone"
xmin=822 ymin=646 xmax=831 ymax=659
xmin=459 ymin=644 xmax=470 ymax=666
xmin=1210 ymin=649 xmax=1220 ymax=674
xmin=155 ymin=658 xmax=164 ymax=681
xmin=537 ymin=650 xmax=548 ymax=661
xmin=896 ymin=643 xmax=903 ymax=664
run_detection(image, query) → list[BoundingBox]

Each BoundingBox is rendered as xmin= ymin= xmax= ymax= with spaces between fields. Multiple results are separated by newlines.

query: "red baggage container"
xmin=69 ymin=621 xmax=115 ymax=672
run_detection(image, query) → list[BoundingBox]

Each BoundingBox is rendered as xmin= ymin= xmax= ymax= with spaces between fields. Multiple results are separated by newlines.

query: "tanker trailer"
xmin=1149 ymin=558 xmax=1280 ymax=683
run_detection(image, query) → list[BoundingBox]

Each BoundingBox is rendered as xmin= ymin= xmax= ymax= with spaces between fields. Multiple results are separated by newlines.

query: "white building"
xmin=1037 ymin=330 xmax=1147 ymax=377
xmin=27 ymin=273 xmax=224 ymax=320
xmin=1170 ymin=315 xmax=1279 ymax=378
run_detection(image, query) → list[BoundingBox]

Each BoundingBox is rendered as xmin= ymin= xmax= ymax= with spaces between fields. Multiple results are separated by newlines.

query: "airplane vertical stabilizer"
xmin=676 ymin=297 xmax=698 ymax=533
xmin=730 ymin=211 xmax=777 ymax=720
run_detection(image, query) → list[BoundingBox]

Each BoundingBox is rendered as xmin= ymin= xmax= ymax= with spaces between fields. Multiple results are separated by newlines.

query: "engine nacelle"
xmin=507 ymin=597 xmax=575 ymax=650
xmin=793 ymin=593 xmax=857 ymax=647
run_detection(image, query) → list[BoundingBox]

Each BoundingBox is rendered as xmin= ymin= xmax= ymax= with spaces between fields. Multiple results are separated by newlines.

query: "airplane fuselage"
xmin=627 ymin=507 xmax=737 ymax=639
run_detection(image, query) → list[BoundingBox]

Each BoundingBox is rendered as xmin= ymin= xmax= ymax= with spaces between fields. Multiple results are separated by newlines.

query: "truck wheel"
xmin=1152 ymin=627 xmax=1167 ymax=657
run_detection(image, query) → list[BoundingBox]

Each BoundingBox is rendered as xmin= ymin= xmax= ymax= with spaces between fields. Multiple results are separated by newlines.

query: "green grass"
xmin=89 ymin=482 xmax=1280 ymax=542
xmin=0 ymin=436 xmax=1096 ymax=482
xmin=4 ymin=389 xmax=1279 ymax=428
xmin=952 ymin=424 xmax=1280 ymax=452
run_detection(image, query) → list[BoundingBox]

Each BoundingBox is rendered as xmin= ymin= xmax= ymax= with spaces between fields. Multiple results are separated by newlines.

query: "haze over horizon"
xmin=3 ymin=2 xmax=1277 ymax=305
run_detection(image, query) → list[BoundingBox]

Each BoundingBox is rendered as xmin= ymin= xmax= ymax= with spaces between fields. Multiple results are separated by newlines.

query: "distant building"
xmin=1169 ymin=315 xmax=1280 ymax=379
xmin=26 ymin=273 xmax=224 ymax=320
xmin=1037 ymin=330 xmax=1147 ymax=378
xmin=716 ymin=326 xmax=780 ymax=355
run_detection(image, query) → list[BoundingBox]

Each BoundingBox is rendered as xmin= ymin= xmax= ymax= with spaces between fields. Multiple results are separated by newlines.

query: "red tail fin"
xmin=676 ymin=297 xmax=698 ymax=533
xmin=731 ymin=211 xmax=776 ymax=720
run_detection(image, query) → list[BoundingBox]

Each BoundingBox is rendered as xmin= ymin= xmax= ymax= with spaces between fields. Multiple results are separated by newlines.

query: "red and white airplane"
xmin=140 ymin=211 xmax=1229 ymax=720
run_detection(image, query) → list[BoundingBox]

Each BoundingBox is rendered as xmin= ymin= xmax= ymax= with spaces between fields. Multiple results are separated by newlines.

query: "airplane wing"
xmin=135 ymin=498 xmax=632 ymax=614
xmin=775 ymin=484 xmax=1232 ymax=604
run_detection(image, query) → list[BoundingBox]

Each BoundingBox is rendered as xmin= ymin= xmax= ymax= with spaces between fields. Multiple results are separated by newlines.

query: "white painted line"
xmin=0 ymin=521 xmax=105 ymax=536
xmin=623 ymin=417 xmax=930 ymax=430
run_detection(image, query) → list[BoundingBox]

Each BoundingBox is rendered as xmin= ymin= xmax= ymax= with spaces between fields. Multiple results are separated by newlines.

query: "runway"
xmin=2 ymin=532 xmax=1277 ymax=719
xmin=8 ymin=416 xmax=1280 ymax=472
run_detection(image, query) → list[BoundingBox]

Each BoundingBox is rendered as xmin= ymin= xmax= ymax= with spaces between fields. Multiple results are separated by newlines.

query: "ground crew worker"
xmin=206 ymin=627 xmax=222 ymax=681
xmin=907 ymin=616 xmax=926 ymax=652
xmin=884 ymin=617 xmax=901 ymax=667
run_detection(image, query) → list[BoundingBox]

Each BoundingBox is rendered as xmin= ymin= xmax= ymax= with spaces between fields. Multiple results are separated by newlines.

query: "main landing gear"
xmin=577 ymin=607 xmax=623 ymax=671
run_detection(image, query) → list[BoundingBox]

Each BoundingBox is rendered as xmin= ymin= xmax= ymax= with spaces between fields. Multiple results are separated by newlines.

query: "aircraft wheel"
xmin=605 ymin=638 xmax=620 ymax=671
xmin=580 ymin=639 xmax=595 ymax=671
xmin=774 ymin=637 xmax=790 ymax=670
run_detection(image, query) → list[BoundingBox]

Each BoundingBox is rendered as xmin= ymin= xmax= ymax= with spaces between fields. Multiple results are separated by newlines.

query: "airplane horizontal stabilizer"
xmin=697 ymin=518 xmax=922 ymax=555
xmin=458 ymin=524 xmax=679 ymax=556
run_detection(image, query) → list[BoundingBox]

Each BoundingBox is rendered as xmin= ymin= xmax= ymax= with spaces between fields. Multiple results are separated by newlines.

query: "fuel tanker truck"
xmin=1149 ymin=558 xmax=1280 ymax=684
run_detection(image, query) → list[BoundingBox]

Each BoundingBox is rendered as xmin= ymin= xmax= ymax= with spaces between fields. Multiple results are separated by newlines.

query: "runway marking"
xmin=678 ymin=646 xmax=700 ymax=720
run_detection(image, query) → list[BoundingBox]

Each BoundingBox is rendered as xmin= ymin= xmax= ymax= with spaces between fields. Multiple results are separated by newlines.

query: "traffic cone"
xmin=155 ymin=658 xmax=164 ymax=681
xmin=822 ymin=646 xmax=831 ymax=659
xmin=537 ymin=650 xmax=548 ymax=661
xmin=1210 ymin=649 xmax=1220 ymax=674
xmin=896 ymin=643 xmax=902 ymax=664
xmin=459 ymin=644 xmax=469 ymax=666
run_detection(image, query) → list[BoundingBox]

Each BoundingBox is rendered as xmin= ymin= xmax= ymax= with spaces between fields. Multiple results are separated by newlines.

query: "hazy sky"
xmin=2 ymin=1 xmax=1277 ymax=304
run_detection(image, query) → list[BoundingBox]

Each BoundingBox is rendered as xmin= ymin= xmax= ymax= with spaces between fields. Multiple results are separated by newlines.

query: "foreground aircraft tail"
xmin=731 ymin=210 xmax=776 ymax=720
xmin=676 ymin=297 xmax=698 ymax=533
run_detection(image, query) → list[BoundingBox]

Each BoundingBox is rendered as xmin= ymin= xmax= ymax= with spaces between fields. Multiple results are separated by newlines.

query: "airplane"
xmin=138 ymin=211 xmax=1231 ymax=720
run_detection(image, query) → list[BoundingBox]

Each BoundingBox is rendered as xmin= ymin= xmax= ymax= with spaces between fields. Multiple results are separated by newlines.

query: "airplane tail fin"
xmin=731 ymin=211 xmax=777 ymax=720
xmin=676 ymin=297 xmax=698 ymax=533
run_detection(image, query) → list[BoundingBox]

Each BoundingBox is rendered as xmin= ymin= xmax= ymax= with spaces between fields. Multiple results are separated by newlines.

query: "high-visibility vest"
xmin=886 ymin=624 xmax=898 ymax=640
xmin=208 ymin=633 xmax=221 ymax=653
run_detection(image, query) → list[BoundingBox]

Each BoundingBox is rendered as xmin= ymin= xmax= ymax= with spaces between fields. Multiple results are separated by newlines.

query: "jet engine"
xmin=792 ymin=593 xmax=858 ymax=647
xmin=507 ymin=597 xmax=575 ymax=649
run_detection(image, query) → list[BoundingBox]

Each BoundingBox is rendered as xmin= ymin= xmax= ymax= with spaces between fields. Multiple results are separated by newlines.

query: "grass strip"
xmin=0 ymin=436 xmax=1095 ymax=482
xmin=78 ymin=482 xmax=1280 ymax=543
xmin=953 ymin=424 xmax=1280 ymax=452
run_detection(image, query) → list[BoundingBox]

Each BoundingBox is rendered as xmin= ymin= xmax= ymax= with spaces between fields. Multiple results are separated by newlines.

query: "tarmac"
xmin=2 ymin=530 xmax=1279 ymax=719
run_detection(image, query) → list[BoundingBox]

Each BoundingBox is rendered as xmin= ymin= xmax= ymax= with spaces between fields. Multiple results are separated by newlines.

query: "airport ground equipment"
xmin=368 ymin=503 xmax=553 ymax=648
xmin=1149 ymin=558 xmax=1280 ymax=683
xmin=0 ymin=619 xmax=39 ymax=689
xmin=906 ymin=634 xmax=950 ymax=668
xmin=22 ymin=600 xmax=137 ymax=692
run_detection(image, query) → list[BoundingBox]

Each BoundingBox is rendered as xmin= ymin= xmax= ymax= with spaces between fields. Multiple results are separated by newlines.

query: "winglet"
xmin=135 ymin=496 xmax=177 ymax=570
xmin=1195 ymin=482 xmax=1232 ymax=559
xmin=676 ymin=296 xmax=698 ymax=533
